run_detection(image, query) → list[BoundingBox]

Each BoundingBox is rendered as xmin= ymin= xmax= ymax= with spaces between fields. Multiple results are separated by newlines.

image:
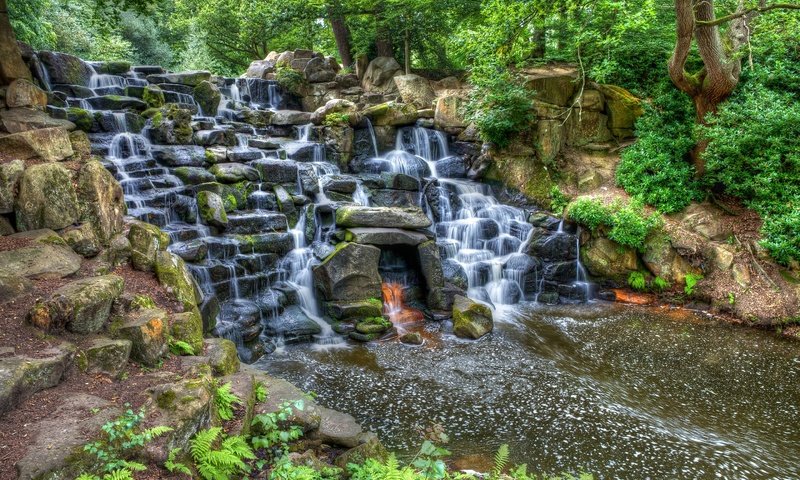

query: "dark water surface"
xmin=257 ymin=303 xmax=800 ymax=479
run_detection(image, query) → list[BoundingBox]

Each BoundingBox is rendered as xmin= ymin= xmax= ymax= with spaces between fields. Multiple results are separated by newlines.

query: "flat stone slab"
xmin=346 ymin=227 xmax=430 ymax=246
xmin=0 ymin=345 xmax=73 ymax=416
xmin=335 ymin=206 xmax=431 ymax=229
xmin=0 ymin=244 xmax=82 ymax=279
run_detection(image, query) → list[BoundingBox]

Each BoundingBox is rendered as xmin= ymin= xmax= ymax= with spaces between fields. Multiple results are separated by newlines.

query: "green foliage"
xmin=82 ymin=406 xmax=172 ymax=475
xmin=212 ymin=381 xmax=242 ymax=421
xmin=652 ymin=276 xmax=670 ymax=292
xmin=270 ymin=456 xmax=342 ymax=480
xmin=464 ymin=64 xmax=534 ymax=148
xmin=76 ymin=470 xmax=135 ymax=480
xmin=164 ymin=448 xmax=191 ymax=476
xmin=491 ymin=444 xmax=510 ymax=479
xmin=189 ymin=427 xmax=255 ymax=480
xmin=251 ymin=400 xmax=305 ymax=458
xmin=684 ymin=273 xmax=703 ymax=296
xmin=255 ymin=381 xmax=268 ymax=403
xmin=169 ymin=339 xmax=195 ymax=356
xmin=276 ymin=67 xmax=307 ymax=95
xmin=549 ymin=187 xmax=570 ymax=216
xmin=130 ymin=294 xmax=156 ymax=310
xmin=701 ymin=76 xmax=800 ymax=266
xmin=627 ymin=272 xmax=646 ymax=291
xmin=323 ymin=112 xmax=351 ymax=127
xmin=567 ymin=198 xmax=662 ymax=252
xmin=616 ymin=83 xmax=702 ymax=214
xmin=566 ymin=198 xmax=611 ymax=231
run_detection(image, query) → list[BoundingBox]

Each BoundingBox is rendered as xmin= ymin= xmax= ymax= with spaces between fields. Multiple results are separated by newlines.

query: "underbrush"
xmin=567 ymin=197 xmax=663 ymax=252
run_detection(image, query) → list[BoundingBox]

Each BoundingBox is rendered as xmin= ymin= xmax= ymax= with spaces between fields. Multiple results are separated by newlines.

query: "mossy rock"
xmin=334 ymin=437 xmax=388 ymax=469
xmin=128 ymin=220 xmax=170 ymax=271
xmin=196 ymin=190 xmax=229 ymax=228
xmin=143 ymin=84 xmax=166 ymax=108
xmin=154 ymin=251 xmax=202 ymax=311
xmin=484 ymin=152 xmax=554 ymax=208
xmin=26 ymin=274 xmax=124 ymax=334
xmin=66 ymin=107 xmax=94 ymax=132
xmin=75 ymin=338 xmax=132 ymax=376
xmin=193 ymin=81 xmax=221 ymax=116
xmin=355 ymin=316 xmax=391 ymax=334
xmin=452 ymin=295 xmax=493 ymax=339
xmin=15 ymin=163 xmax=79 ymax=231
xmin=116 ymin=308 xmax=168 ymax=367
xmin=206 ymin=338 xmax=240 ymax=376
xmin=170 ymin=308 xmax=204 ymax=355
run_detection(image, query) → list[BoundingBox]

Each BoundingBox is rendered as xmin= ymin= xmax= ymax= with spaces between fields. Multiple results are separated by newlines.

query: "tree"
xmin=668 ymin=0 xmax=800 ymax=171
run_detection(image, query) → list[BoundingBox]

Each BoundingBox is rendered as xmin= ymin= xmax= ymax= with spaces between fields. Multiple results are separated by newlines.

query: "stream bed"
xmin=258 ymin=303 xmax=800 ymax=479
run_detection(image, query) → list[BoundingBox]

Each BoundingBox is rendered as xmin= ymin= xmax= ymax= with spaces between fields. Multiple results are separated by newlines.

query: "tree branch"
xmin=696 ymin=2 xmax=800 ymax=26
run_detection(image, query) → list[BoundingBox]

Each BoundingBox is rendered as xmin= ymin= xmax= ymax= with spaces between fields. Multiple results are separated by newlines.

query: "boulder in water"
xmin=434 ymin=156 xmax=468 ymax=179
xmin=38 ymin=51 xmax=94 ymax=86
xmin=335 ymin=206 xmax=431 ymax=229
xmin=253 ymin=158 xmax=299 ymax=183
xmin=442 ymin=259 xmax=468 ymax=291
xmin=209 ymin=163 xmax=259 ymax=183
xmin=193 ymin=80 xmax=221 ymax=116
xmin=146 ymin=104 xmax=193 ymax=145
xmin=197 ymin=190 xmax=229 ymax=229
xmin=194 ymin=129 xmax=235 ymax=147
xmin=313 ymin=242 xmax=382 ymax=302
xmin=142 ymin=84 xmax=165 ymax=108
xmin=323 ymin=299 xmax=383 ymax=321
xmin=419 ymin=240 xmax=447 ymax=310
xmin=362 ymin=101 xmax=419 ymax=127
xmin=146 ymin=70 xmax=211 ymax=87
xmin=86 ymin=95 xmax=147 ymax=111
xmin=271 ymin=110 xmax=313 ymax=126
xmin=526 ymin=229 xmax=578 ymax=262
xmin=174 ymin=166 xmax=215 ymax=185
xmin=150 ymin=145 xmax=206 ymax=167
xmin=311 ymin=99 xmax=360 ymax=126
xmin=264 ymin=306 xmax=322 ymax=344
xmin=345 ymin=227 xmax=429 ymax=246
xmin=452 ymin=295 xmax=493 ymax=339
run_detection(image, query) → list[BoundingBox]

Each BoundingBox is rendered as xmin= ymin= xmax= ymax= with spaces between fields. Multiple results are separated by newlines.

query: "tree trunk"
xmin=328 ymin=2 xmax=353 ymax=68
xmin=404 ymin=27 xmax=410 ymax=74
xmin=532 ymin=24 xmax=546 ymax=58
xmin=0 ymin=0 xmax=32 ymax=84
xmin=374 ymin=4 xmax=394 ymax=58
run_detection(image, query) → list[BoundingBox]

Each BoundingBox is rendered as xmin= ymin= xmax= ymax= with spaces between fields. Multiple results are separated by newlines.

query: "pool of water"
xmin=257 ymin=303 xmax=800 ymax=479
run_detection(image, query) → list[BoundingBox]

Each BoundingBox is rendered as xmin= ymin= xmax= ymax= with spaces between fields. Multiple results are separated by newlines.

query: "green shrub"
xmin=608 ymin=201 xmax=663 ymax=252
xmin=464 ymin=63 xmax=534 ymax=148
xmin=323 ymin=112 xmax=350 ymax=127
xmin=652 ymin=276 xmax=670 ymax=292
xmin=684 ymin=273 xmax=703 ymax=296
xmin=567 ymin=198 xmax=611 ymax=231
xmin=276 ymin=67 xmax=305 ymax=95
xmin=627 ymin=272 xmax=646 ymax=291
xmin=549 ymin=187 xmax=571 ymax=216
xmin=616 ymin=83 xmax=703 ymax=213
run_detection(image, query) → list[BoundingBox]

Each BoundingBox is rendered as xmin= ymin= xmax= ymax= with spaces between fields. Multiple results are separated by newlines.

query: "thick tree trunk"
xmin=532 ymin=24 xmax=546 ymax=58
xmin=374 ymin=5 xmax=394 ymax=58
xmin=404 ymin=28 xmax=410 ymax=74
xmin=328 ymin=3 xmax=353 ymax=68
xmin=0 ymin=0 xmax=31 ymax=84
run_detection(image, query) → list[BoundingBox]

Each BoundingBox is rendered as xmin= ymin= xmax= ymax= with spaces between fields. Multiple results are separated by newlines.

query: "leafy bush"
xmin=549 ymin=187 xmax=571 ymax=216
xmin=212 ymin=381 xmax=242 ymax=421
xmin=684 ymin=273 xmax=703 ymax=296
xmin=566 ymin=198 xmax=611 ymax=231
xmin=702 ymin=78 xmax=800 ymax=266
xmin=464 ymin=63 xmax=534 ymax=148
xmin=627 ymin=272 xmax=646 ymax=291
xmin=276 ymin=67 xmax=306 ymax=95
xmin=567 ymin=198 xmax=662 ymax=252
xmin=251 ymin=400 xmax=305 ymax=458
xmin=616 ymin=84 xmax=703 ymax=213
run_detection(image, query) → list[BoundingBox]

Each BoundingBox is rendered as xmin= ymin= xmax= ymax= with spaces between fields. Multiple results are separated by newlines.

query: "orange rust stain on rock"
xmin=611 ymin=289 xmax=656 ymax=305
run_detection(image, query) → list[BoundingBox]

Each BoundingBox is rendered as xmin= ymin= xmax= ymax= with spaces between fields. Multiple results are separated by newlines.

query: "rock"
xmin=146 ymin=70 xmax=212 ymax=86
xmin=77 ymin=160 xmax=125 ymax=244
xmin=227 ymin=212 xmax=288 ymax=234
xmin=174 ymin=166 xmax=215 ymax=185
xmin=206 ymin=338 xmax=240 ymax=376
xmin=170 ymin=239 xmax=208 ymax=263
xmin=128 ymin=220 xmax=170 ymax=271
xmin=362 ymin=101 xmax=419 ymax=126
xmin=272 ymin=110 xmax=313 ymax=126
xmin=311 ymin=99 xmax=360 ymax=126
xmin=147 ymin=104 xmax=194 ymax=145
xmin=0 ymin=107 xmax=75 ymax=133
xmin=442 ymin=259 xmax=468 ymax=290
xmin=193 ymin=80 xmax=221 ymax=116
xmin=382 ymin=172 xmax=420 ymax=191
xmin=245 ymin=59 xmax=276 ymax=79
xmin=523 ymin=70 xmax=577 ymax=106
xmin=597 ymin=84 xmax=643 ymax=138
xmin=171 ymin=309 xmax=204 ymax=355
xmin=233 ymin=233 xmax=294 ymax=255
xmin=0 ymin=217 xmax=13 ymax=235
xmin=253 ymin=158 xmax=299 ymax=183
xmin=418 ymin=240 xmax=446 ymax=309
xmin=151 ymin=145 xmax=206 ymax=167
xmin=246 ymin=367 xmax=322 ymax=433
xmin=673 ymin=202 xmax=732 ymax=241
xmin=536 ymin=119 xmax=564 ymax=165
xmin=323 ymin=299 xmax=383 ymax=321
xmin=15 ymin=163 xmax=78 ymax=231
xmin=66 ymin=107 xmax=94 ymax=132
xmin=335 ymin=437 xmax=388 ymax=469
xmin=316 ymin=406 xmax=371 ymax=448
xmin=61 ymin=223 xmax=101 ymax=257
xmin=304 ymin=56 xmax=336 ymax=83
xmin=76 ymin=338 xmax=132 ymax=376
xmin=0 ymin=274 xmax=32 ymax=303
xmin=14 ymin=394 xmax=120 ymax=480
xmin=642 ymin=235 xmax=697 ymax=285
xmin=39 ymin=51 xmax=94 ymax=85
xmin=91 ymin=60 xmax=131 ymax=74
xmin=274 ymin=185 xmax=297 ymax=227
xmin=264 ymin=306 xmax=322 ymax=343
xmin=565 ymin=110 xmax=612 ymax=146
xmin=197 ymin=190 xmax=229 ymax=229
xmin=434 ymin=155 xmax=468 ymax=178
xmin=143 ymin=84 xmax=165 ymax=108
xmin=452 ymin=295 xmax=493 ymax=339
xmin=0 ymin=241 xmax=81 ymax=279
xmin=336 ymin=206 xmax=431 ymax=229
xmin=194 ymin=128 xmax=235 ymax=147
xmin=527 ymin=229 xmax=578 ymax=261
xmin=209 ymin=163 xmax=260 ymax=183
xmin=400 ymin=332 xmax=424 ymax=345
xmin=86 ymin=95 xmax=147 ymax=111
xmin=143 ymin=376 xmax=213 ymax=464
xmin=28 ymin=274 xmax=124 ymax=333
xmin=155 ymin=251 xmax=202 ymax=311
xmin=345 ymin=227 xmax=429 ymax=246
xmin=116 ymin=308 xmax=168 ymax=366
xmin=581 ymin=236 xmax=639 ymax=283
xmin=313 ymin=242 xmax=382 ymax=302
xmin=706 ymin=243 xmax=735 ymax=271
xmin=362 ymin=57 xmax=402 ymax=93
xmin=0 ymin=126 xmax=73 ymax=162
xmin=0 ymin=159 xmax=24 ymax=213
xmin=434 ymin=95 xmax=467 ymax=129
xmin=393 ymin=74 xmax=436 ymax=109
xmin=732 ymin=262 xmax=751 ymax=287
xmin=0 ymin=345 xmax=73 ymax=416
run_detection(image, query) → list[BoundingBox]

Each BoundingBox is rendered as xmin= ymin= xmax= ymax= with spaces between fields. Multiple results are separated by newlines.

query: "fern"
xmin=165 ymin=447 xmax=191 ymax=476
xmin=491 ymin=444 xmax=510 ymax=479
xmin=254 ymin=381 xmax=268 ymax=403
xmin=169 ymin=339 xmax=195 ymax=356
xmin=213 ymin=381 xmax=242 ymax=421
xmin=189 ymin=427 xmax=255 ymax=480
xmin=103 ymin=470 xmax=135 ymax=480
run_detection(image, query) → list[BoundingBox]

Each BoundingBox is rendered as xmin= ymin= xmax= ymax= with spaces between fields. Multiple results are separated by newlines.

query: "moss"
xmin=67 ymin=107 xmax=93 ymax=132
xmin=156 ymin=389 xmax=177 ymax=410
xmin=154 ymin=251 xmax=200 ymax=311
xmin=131 ymin=294 xmax=156 ymax=310
xmin=170 ymin=308 xmax=204 ymax=354
xmin=142 ymin=85 xmax=165 ymax=109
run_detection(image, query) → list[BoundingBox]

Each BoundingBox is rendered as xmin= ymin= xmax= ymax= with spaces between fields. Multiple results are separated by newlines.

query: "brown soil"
xmin=0 ymin=235 xmax=31 ymax=252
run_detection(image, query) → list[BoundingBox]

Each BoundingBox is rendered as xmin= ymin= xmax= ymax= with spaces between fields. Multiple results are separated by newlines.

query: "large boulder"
xmin=362 ymin=57 xmax=402 ymax=93
xmin=0 ymin=241 xmax=81 ymax=279
xmin=643 ymin=235 xmax=699 ymax=285
xmin=0 ymin=108 xmax=75 ymax=134
xmin=27 ymin=275 xmax=124 ymax=333
xmin=0 ymin=126 xmax=73 ymax=162
xmin=205 ymin=338 xmax=240 ymax=376
xmin=597 ymin=84 xmax=643 ymax=138
xmin=209 ymin=163 xmax=259 ymax=183
xmin=418 ymin=240 xmax=447 ymax=310
xmin=244 ymin=59 xmax=276 ymax=79
xmin=193 ymin=80 xmax=221 ymax=116
xmin=304 ymin=56 xmax=336 ymax=83
xmin=75 ymin=338 xmax=132 ymax=376
xmin=335 ymin=206 xmax=431 ymax=229
xmin=393 ymin=74 xmax=436 ymax=109
xmin=0 ymin=159 xmax=24 ymax=213
xmin=311 ymin=99 xmax=360 ymax=126
xmin=264 ymin=306 xmax=322 ymax=344
xmin=6 ymin=79 xmax=47 ymax=109
xmin=154 ymin=251 xmax=202 ymax=311
xmin=271 ymin=110 xmax=313 ymax=126
xmin=581 ymin=236 xmax=639 ymax=283
xmin=362 ymin=102 xmax=419 ymax=127
xmin=77 ymin=160 xmax=125 ymax=244
xmin=170 ymin=309 xmax=204 ymax=355
xmin=0 ymin=345 xmax=73 ymax=416
xmin=128 ymin=220 xmax=170 ymax=271
xmin=313 ymin=242 xmax=382 ymax=302
xmin=452 ymin=295 xmax=493 ymax=339
xmin=146 ymin=105 xmax=193 ymax=145
xmin=15 ymin=163 xmax=79 ymax=231
xmin=39 ymin=51 xmax=94 ymax=85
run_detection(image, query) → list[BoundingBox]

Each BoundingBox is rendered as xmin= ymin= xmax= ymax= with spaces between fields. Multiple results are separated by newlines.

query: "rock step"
xmin=0 ymin=344 xmax=74 ymax=416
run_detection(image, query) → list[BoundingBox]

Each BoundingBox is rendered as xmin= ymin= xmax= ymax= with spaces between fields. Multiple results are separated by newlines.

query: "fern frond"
xmin=221 ymin=435 xmax=256 ymax=460
xmin=102 ymin=469 xmax=134 ymax=480
xmin=76 ymin=474 xmax=100 ymax=480
xmin=491 ymin=444 xmax=510 ymax=479
xmin=214 ymin=382 xmax=242 ymax=421
xmin=143 ymin=425 xmax=173 ymax=439
xmin=190 ymin=427 xmax=221 ymax=461
xmin=165 ymin=447 xmax=192 ymax=475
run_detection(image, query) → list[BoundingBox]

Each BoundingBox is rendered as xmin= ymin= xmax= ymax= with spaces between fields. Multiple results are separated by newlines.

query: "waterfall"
xmin=365 ymin=118 xmax=380 ymax=157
